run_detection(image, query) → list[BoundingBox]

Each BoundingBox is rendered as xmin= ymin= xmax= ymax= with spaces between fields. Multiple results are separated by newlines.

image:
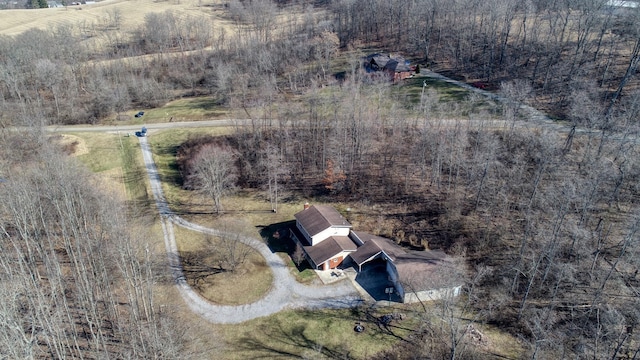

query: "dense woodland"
xmin=0 ymin=130 xmax=192 ymax=358
xmin=3 ymin=0 xmax=640 ymax=358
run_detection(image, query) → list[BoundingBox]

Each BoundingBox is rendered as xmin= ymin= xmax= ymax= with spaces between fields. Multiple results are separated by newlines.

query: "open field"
xmin=0 ymin=0 xmax=230 ymax=37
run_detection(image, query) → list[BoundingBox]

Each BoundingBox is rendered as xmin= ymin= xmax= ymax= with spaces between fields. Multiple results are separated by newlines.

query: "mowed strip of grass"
xmin=118 ymin=135 xmax=153 ymax=213
xmin=105 ymin=97 xmax=231 ymax=125
xmin=398 ymin=75 xmax=501 ymax=116
xmin=156 ymin=97 xmax=230 ymax=122
xmin=173 ymin=225 xmax=273 ymax=305
xmin=72 ymin=132 xmax=151 ymax=214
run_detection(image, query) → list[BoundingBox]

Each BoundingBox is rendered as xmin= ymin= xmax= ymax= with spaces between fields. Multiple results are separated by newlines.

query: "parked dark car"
xmin=134 ymin=111 xmax=145 ymax=118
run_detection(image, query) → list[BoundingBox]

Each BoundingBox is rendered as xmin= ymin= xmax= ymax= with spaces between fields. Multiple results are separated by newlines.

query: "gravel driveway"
xmin=139 ymin=136 xmax=362 ymax=324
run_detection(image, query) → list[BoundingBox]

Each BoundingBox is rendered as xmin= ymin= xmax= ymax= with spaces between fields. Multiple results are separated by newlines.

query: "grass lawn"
xmin=69 ymin=131 xmax=151 ymax=214
xmin=218 ymin=305 xmax=416 ymax=360
xmin=173 ymin=225 xmax=273 ymax=305
xmin=73 ymin=132 xmax=122 ymax=173
xmin=398 ymin=75 xmax=502 ymax=118
xmin=147 ymin=127 xmax=232 ymax=212
xmin=402 ymin=75 xmax=471 ymax=102
xmin=155 ymin=97 xmax=230 ymax=122
xmin=215 ymin=301 xmax=526 ymax=359
xmin=105 ymin=97 xmax=232 ymax=125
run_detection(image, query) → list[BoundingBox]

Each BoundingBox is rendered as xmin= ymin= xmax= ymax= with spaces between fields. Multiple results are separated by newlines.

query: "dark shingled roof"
xmin=350 ymin=232 xmax=459 ymax=290
xmin=349 ymin=232 xmax=404 ymax=266
xmin=294 ymin=205 xmax=351 ymax=237
xmin=384 ymin=58 xmax=410 ymax=73
xmin=364 ymin=53 xmax=411 ymax=73
xmin=393 ymin=250 xmax=457 ymax=290
xmin=304 ymin=236 xmax=357 ymax=266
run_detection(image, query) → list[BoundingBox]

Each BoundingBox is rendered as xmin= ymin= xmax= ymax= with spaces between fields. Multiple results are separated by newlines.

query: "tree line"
xmin=1 ymin=0 xmax=639 ymax=128
xmin=0 ymin=129 xmax=196 ymax=358
xmin=177 ymin=70 xmax=640 ymax=357
xmin=3 ymin=0 xmax=640 ymax=357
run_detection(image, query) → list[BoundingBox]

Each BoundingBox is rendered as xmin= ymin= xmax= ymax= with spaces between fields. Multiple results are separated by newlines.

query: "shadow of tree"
xmin=235 ymin=318 xmax=355 ymax=359
xmin=232 ymin=308 xmax=415 ymax=359
xmin=348 ymin=304 xmax=415 ymax=342
xmin=259 ymin=220 xmax=317 ymax=274
xmin=178 ymin=250 xmax=227 ymax=291
xmin=353 ymin=261 xmax=402 ymax=303
xmin=259 ymin=220 xmax=296 ymax=254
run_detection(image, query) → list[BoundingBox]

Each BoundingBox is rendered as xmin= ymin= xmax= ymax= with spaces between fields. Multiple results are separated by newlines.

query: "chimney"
xmin=303 ymin=202 xmax=310 ymax=210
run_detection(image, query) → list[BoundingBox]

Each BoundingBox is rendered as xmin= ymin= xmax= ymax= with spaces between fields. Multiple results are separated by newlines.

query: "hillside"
xmin=2 ymin=0 xmax=640 ymax=359
xmin=0 ymin=0 xmax=221 ymax=36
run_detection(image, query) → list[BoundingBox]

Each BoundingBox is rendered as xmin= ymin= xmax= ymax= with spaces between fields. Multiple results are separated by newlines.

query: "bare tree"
xmin=292 ymin=243 xmax=306 ymax=266
xmin=262 ymin=144 xmax=287 ymax=212
xmin=190 ymin=144 xmax=238 ymax=214
xmin=212 ymin=219 xmax=254 ymax=273
xmin=0 ymin=131 xmax=189 ymax=358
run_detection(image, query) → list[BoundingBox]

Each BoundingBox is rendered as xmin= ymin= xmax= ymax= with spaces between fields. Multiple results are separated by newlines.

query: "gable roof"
xmin=304 ymin=236 xmax=357 ymax=266
xmin=349 ymin=231 xmax=404 ymax=266
xmin=384 ymin=57 xmax=411 ymax=73
xmin=364 ymin=53 xmax=411 ymax=73
xmin=365 ymin=53 xmax=391 ymax=70
xmin=294 ymin=205 xmax=351 ymax=237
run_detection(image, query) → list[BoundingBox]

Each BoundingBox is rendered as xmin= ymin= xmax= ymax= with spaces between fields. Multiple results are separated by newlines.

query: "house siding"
xmin=387 ymin=261 xmax=400 ymax=292
xmin=310 ymin=226 xmax=351 ymax=246
xmin=402 ymin=285 xmax=462 ymax=304
xmin=317 ymin=250 xmax=353 ymax=270
xmin=296 ymin=222 xmax=312 ymax=244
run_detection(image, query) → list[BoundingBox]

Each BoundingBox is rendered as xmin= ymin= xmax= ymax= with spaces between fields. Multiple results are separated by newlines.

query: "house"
xmin=290 ymin=204 xmax=356 ymax=270
xmin=363 ymin=53 xmax=413 ymax=82
xmin=290 ymin=203 xmax=463 ymax=303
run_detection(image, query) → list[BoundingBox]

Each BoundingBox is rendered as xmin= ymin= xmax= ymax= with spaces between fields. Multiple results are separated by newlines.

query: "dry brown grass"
xmin=54 ymin=133 xmax=89 ymax=156
xmin=173 ymin=224 xmax=273 ymax=305
xmin=0 ymin=0 xmax=236 ymax=39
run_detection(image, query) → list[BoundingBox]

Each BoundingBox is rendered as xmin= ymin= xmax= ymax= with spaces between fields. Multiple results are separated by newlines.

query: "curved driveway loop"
xmin=139 ymin=136 xmax=361 ymax=324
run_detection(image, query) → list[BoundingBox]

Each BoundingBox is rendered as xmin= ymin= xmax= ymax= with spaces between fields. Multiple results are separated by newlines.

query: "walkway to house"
xmin=139 ymin=136 xmax=362 ymax=324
